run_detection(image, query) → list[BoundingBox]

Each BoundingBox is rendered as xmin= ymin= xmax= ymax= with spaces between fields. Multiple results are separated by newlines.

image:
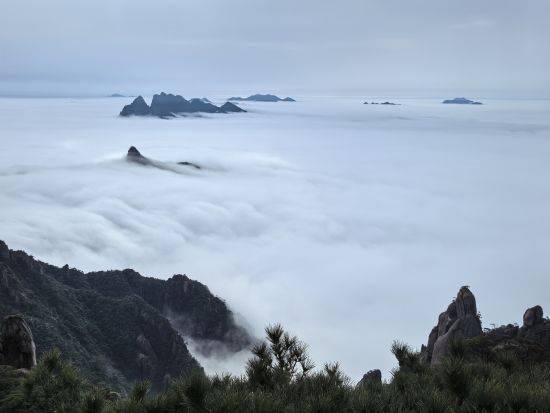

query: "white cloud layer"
xmin=1 ymin=96 xmax=550 ymax=381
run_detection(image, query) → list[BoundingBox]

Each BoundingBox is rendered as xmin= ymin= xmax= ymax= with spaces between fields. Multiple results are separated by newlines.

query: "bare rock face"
xmin=357 ymin=369 xmax=382 ymax=388
xmin=519 ymin=305 xmax=550 ymax=348
xmin=120 ymin=96 xmax=151 ymax=117
xmin=523 ymin=305 xmax=543 ymax=327
xmin=0 ymin=315 xmax=37 ymax=369
xmin=421 ymin=286 xmax=482 ymax=365
xmin=150 ymin=92 xmax=191 ymax=117
xmin=456 ymin=286 xmax=478 ymax=318
xmin=420 ymin=286 xmax=550 ymax=366
xmin=218 ymin=102 xmax=246 ymax=113
xmin=135 ymin=334 xmax=159 ymax=379
xmin=188 ymin=98 xmax=221 ymax=113
xmin=0 ymin=241 xmax=9 ymax=261
xmin=126 ymin=146 xmax=151 ymax=166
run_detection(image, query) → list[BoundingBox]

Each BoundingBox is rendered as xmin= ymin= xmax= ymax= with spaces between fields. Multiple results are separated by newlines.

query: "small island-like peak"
xmin=228 ymin=94 xmax=296 ymax=102
xmin=442 ymin=97 xmax=483 ymax=105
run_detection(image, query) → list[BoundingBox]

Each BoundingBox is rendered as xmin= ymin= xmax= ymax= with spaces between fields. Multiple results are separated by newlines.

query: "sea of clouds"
xmin=1 ymin=95 xmax=549 ymax=380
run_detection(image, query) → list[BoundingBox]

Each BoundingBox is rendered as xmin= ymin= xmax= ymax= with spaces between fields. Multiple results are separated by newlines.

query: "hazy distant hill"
xmin=228 ymin=94 xmax=295 ymax=102
xmin=442 ymin=97 xmax=482 ymax=105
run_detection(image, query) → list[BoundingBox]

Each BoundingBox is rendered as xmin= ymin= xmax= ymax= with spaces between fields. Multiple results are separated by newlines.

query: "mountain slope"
xmin=0 ymin=240 xmax=250 ymax=391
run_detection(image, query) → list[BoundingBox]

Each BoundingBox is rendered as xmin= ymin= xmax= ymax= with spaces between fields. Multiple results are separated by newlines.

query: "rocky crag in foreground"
xmin=0 ymin=240 xmax=251 ymax=391
xmin=420 ymin=286 xmax=550 ymax=366
xmin=0 ymin=315 xmax=36 ymax=371
xmin=357 ymin=286 xmax=550 ymax=387
xmin=120 ymin=93 xmax=246 ymax=117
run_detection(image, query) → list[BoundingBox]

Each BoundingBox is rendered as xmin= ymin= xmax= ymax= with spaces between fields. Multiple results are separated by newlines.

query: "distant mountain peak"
xmin=228 ymin=94 xmax=296 ymax=102
xmin=442 ymin=97 xmax=483 ymax=105
xmin=119 ymin=93 xmax=247 ymax=117
xmin=127 ymin=146 xmax=142 ymax=157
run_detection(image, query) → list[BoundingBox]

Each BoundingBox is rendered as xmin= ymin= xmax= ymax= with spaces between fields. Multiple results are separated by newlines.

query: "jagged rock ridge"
xmin=0 ymin=240 xmax=251 ymax=390
xmin=120 ymin=93 xmax=246 ymax=117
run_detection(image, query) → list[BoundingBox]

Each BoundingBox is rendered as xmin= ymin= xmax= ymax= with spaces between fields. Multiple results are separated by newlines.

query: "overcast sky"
xmin=1 ymin=0 xmax=549 ymax=97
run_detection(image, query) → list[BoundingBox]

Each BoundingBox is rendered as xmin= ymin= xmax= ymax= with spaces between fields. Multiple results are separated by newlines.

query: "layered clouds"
xmin=1 ymin=97 xmax=550 ymax=379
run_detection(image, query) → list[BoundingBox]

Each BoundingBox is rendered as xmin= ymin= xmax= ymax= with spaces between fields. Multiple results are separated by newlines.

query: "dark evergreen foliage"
xmin=2 ymin=324 xmax=550 ymax=412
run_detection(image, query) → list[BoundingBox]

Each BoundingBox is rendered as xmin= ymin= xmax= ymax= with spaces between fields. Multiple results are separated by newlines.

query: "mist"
xmin=1 ymin=96 xmax=549 ymax=380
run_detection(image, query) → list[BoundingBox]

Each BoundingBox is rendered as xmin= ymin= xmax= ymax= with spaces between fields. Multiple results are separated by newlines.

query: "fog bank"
xmin=1 ymin=96 xmax=549 ymax=380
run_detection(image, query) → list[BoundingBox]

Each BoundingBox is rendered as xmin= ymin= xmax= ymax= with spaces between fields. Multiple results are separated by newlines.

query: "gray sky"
xmin=1 ymin=0 xmax=549 ymax=97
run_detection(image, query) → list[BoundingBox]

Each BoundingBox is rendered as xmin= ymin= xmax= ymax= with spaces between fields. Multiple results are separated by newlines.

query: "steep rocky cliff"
xmin=0 ymin=240 xmax=251 ymax=391
xmin=0 ymin=315 xmax=36 ymax=370
xmin=420 ymin=286 xmax=550 ymax=365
